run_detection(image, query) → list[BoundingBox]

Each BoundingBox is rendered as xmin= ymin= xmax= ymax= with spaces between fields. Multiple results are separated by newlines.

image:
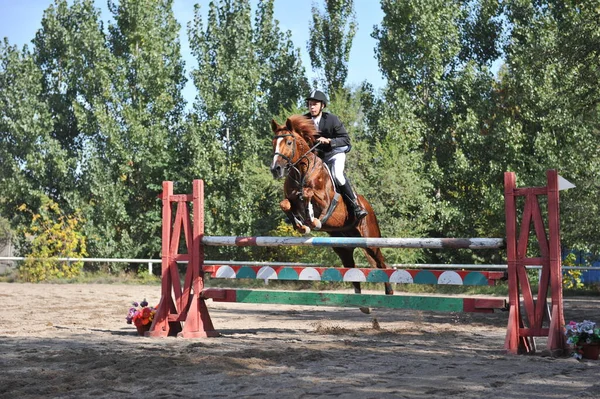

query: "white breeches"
xmin=324 ymin=152 xmax=346 ymax=186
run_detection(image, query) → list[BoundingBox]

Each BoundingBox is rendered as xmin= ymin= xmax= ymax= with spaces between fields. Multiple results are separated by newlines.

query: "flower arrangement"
xmin=565 ymin=320 xmax=600 ymax=359
xmin=126 ymin=299 xmax=157 ymax=332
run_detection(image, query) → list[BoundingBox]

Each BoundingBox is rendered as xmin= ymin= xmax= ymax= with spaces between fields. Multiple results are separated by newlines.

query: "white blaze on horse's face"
xmin=271 ymin=137 xmax=283 ymax=167
xmin=271 ymin=132 xmax=296 ymax=179
xmin=270 ymin=136 xmax=287 ymax=179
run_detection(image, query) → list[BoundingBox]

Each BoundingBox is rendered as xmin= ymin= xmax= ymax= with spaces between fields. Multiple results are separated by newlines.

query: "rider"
xmin=304 ymin=90 xmax=368 ymax=221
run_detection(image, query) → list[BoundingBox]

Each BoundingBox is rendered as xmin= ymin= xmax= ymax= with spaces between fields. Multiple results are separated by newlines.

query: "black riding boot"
xmin=339 ymin=181 xmax=368 ymax=221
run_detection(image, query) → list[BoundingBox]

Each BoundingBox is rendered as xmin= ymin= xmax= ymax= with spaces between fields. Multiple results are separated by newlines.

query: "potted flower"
xmin=565 ymin=320 xmax=600 ymax=360
xmin=126 ymin=299 xmax=157 ymax=336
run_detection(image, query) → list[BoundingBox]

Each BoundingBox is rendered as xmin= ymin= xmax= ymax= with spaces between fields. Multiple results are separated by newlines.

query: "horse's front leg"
xmin=280 ymin=199 xmax=311 ymax=235
xmin=303 ymin=188 xmax=322 ymax=230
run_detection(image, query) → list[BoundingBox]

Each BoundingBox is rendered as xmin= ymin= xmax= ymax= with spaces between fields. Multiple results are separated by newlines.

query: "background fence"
xmin=1 ymin=256 xmax=599 ymax=284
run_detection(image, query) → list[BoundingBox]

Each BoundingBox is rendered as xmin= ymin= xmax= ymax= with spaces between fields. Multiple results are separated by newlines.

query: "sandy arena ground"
xmin=0 ymin=282 xmax=599 ymax=398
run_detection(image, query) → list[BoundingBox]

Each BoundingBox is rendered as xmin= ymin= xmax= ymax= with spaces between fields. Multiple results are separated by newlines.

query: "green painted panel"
xmin=366 ymin=269 xmax=390 ymax=283
xmin=413 ymin=270 xmax=438 ymax=285
xmin=233 ymin=290 xmax=464 ymax=312
xmin=321 ymin=268 xmax=343 ymax=282
xmin=236 ymin=266 xmax=257 ymax=279
xmin=463 ymin=272 xmax=488 ymax=286
xmin=413 ymin=270 xmax=437 ymax=284
xmin=278 ymin=267 xmax=299 ymax=280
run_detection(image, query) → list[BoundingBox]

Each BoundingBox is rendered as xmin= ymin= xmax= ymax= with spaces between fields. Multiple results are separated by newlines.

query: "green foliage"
xmin=370 ymin=0 xmax=600 ymax=264
xmin=0 ymin=216 xmax=12 ymax=245
xmin=255 ymin=0 xmax=310 ymax=119
xmin=17 ymin=198 xmax=87 ymax=282
xmin=499 ymin=0 xmax=600 ymax=253
xmin=374 ymin=0 xmax=463 ymax=102
xmin=372 ymin=1 xmax=506 ymax=263
xmin=308 ymin=0 xmax=357 ymax=92
xmin=96 ymin=0 xmax=186 ymax=258
xmin=0 ymin=38 xmax=68 ymax=230
xmin=185 ymin=0 xmax=309 ymax=256
xmin=1 ymin=0 xmax=599 ymax=273
xmin=136 ymin=268 xmax=161 ymax=284
xmin=251 ymin=220 xmax=314 ymax=263
xmin=562 ymin=253 xmax=583 ymax=290
xmin=356 ymin=86 xmax=435 ymax=263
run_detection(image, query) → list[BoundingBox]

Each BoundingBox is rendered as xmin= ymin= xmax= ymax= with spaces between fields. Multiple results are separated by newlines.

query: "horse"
xmin=270 ymin=114 xmax=394 ymax=296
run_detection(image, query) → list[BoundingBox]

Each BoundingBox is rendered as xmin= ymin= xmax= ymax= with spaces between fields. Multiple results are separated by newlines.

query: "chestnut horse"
xmin=270 ymin=115 xmax=393 ymax=295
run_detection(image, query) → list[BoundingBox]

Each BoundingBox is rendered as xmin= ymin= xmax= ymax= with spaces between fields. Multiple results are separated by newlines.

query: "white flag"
xmin=558 ymin=175 xmax=575 ymax=191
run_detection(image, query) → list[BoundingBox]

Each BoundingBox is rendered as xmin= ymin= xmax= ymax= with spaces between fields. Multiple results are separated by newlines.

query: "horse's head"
xmin=270 ymin=115 xmax=318 ymax=179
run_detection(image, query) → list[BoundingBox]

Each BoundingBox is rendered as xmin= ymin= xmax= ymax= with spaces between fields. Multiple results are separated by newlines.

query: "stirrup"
xmin=355 ymin=207 xmax=368 ymax=220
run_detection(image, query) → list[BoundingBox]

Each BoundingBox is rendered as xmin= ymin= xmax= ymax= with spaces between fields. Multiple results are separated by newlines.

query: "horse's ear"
xmin=270 ymin=119 xmax=279 ymax=132
xmin=285 ymin=117 xmax=294 ymax=132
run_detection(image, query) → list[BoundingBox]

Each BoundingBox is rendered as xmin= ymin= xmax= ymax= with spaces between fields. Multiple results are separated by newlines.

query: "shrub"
xmin=563 ymin=253 xmax=583 ymax=289
xmin=17 ymin=198 xmax=87 ymax=282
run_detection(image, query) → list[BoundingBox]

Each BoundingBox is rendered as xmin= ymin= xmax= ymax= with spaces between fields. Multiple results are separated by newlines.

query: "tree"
xmin=80 ymin=0 xmax=188 ymax=259
xmin=29 ymin=0 xmax=190 ymax=261
xmin=0 ymin=39 xmax=64 ymax=229
xmin=255 ymin=0 xmax=310 ymax=123
xmin=373 ymin=0 xmax=510 ymax=263
xmin=307 ymin=0 xmax=357 ymax=93
xmin=29 ymin=0 xmax=122 ymax=261
xmin=497 ymin=0 xmax=600 ymax=252
xmin=357 ymin=84 xmax=435 ymax=264
xmin=185 ymin=0 xmax=309 ymax=256
xmin=373 ymin=0 xmax=463 ymax=105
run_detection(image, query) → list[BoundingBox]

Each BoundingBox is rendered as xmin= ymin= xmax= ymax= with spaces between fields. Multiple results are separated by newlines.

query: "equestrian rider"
xmin=304 ymin=90 xmax=368 ymax=221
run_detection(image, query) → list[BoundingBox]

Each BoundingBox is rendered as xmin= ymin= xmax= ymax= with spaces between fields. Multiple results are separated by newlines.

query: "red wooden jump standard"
xmin=504 ymin=169 xmax=565 ymax=354
xmin=147 ymin=180 xmax=218 ymax=338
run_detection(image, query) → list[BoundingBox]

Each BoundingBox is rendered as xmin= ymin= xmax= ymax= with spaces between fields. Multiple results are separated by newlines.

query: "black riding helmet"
xmin=306 ymin=90 xmax=328 ymax=107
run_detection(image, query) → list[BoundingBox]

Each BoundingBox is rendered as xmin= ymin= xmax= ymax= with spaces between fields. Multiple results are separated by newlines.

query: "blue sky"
xmin=0 ymin=0 xmax=386 ymax=104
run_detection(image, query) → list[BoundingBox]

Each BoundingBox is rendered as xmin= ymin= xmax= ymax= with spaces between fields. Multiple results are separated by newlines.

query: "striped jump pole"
xmin=202 ymin=236 xmax=505 ymax=249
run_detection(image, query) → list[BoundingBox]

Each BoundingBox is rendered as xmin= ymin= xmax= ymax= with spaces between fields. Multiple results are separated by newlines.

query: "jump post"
xmin=148 ymin=170 xmax=566 ymax=355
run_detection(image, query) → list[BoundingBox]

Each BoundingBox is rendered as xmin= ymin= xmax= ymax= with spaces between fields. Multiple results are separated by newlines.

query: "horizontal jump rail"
xmin=202 ymin=236 xmax=505 ymax=249
xmin=204 ymin=265 xmax=505 ymax=286
xmin=202 ymin=289 xmax=507 ymax=313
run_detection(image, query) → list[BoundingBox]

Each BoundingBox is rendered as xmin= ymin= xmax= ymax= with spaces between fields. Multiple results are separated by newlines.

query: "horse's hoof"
xmin=359 ymin=307 xmax=371 ymax=314
xmin=312 ymin=219 xmax=322 ymax=230
xmin=372 ymin=317 xmax=380 ymax=330
xmin=300 ymin=226 xmax=311 ymax=235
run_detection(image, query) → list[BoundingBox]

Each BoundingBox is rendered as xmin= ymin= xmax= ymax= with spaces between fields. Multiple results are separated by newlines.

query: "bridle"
xmin=272 ymin=130 xmax=321 ymax=189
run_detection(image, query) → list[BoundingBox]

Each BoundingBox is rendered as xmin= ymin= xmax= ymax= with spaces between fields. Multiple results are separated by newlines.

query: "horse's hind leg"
xmin=362 ymin=246 xmax=394 ymax=295
xmin=355 ymin=209 xmax=394 ymax=295
xmin=332 ymin=247 xmax=362 ymax=294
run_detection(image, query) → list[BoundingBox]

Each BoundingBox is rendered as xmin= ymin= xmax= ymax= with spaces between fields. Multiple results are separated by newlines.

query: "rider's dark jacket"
xmin=304 ymin=111 xmax=351 ymax=157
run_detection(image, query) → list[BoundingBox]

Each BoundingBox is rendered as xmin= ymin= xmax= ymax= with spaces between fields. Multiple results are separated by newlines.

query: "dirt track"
xmin=1 ymin=282 xmax=599 ymax=398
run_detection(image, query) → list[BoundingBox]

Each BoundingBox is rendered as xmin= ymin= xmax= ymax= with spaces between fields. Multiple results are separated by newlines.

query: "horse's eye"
xmin=286 ymin=140 xmax=292 ymax=145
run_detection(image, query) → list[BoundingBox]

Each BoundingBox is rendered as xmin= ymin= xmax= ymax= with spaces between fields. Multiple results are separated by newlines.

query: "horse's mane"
xmin=286 ymin=114 xmax=318 ymax=146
